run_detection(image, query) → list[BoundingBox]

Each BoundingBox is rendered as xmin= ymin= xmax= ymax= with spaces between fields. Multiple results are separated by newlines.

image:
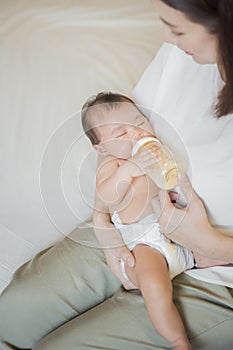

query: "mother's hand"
xmin=152 ymin=175 xmax=214 ymax=254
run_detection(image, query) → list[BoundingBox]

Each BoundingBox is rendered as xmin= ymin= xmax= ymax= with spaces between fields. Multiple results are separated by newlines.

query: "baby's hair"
xmin=81 ymin=92 xmax=136 ymax=145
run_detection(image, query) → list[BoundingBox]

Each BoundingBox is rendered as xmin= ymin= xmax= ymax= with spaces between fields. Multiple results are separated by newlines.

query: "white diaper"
xmin=111 ymin=212 xmax=194 ymax=280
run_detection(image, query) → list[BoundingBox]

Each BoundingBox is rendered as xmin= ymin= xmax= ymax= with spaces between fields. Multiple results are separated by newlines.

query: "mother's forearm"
xmin=193 ymin=226 xmax=233 ymax=262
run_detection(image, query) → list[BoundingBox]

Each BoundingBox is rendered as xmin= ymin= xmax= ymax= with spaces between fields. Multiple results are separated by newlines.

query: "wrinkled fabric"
xmin=112 ymin=212 xmax=194 ymax=280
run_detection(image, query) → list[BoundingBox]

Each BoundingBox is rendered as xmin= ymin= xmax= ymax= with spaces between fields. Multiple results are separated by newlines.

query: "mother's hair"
xmin=160 ymin=0 xmax=233 ymax=118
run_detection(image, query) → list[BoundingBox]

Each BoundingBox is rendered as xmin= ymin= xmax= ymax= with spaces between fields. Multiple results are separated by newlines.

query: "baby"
xmin=81 ymin=91 xmax=193 ymax=350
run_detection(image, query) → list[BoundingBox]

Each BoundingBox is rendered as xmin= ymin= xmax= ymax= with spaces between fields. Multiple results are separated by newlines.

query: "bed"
xmin=0 ymin=0 xmax=163 ymax=294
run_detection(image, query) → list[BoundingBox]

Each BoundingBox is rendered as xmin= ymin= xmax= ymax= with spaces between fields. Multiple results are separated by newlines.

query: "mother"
xmin=0 ymin=1 xmax=233 ymax=349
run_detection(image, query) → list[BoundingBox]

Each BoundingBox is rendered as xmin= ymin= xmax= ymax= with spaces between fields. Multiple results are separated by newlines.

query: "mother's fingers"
xmin=177 ymin=174 xmax=193 ymax=205
xmin=152 ymin=189 xmax=174 ymax=228
xmin=151 ymin=195 xmax=161 ymax=216
xmin=158 ymin=190 xmax=177 ymax=234
xmin=169 ymin=191 xmax=179 ymax=203
xmin=152 ymin=188 xmax=190 ymax=236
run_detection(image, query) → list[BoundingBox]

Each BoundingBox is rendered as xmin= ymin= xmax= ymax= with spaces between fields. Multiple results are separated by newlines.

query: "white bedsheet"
xmin=0 ymin=0 xmax=162 ymax=293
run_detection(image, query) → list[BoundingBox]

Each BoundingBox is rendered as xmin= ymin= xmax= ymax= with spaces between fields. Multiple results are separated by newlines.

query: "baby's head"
xmin=81 ymin=91 xmax=154 ymax=158
xmin=82 ymin=92 xmax=137 ymax=145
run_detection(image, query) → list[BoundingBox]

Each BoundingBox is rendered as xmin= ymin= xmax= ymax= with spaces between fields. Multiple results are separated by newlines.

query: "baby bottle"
xmin=131 ymin=136 xmax=179 ymax=190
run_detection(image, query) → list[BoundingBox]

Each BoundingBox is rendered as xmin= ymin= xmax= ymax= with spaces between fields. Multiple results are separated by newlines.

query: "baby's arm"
xmin=93 ymin=194 xmax=135 ymax=289
xmin=96 ymin=156 xmax=143 ymax=206
xmin=96 ymin=150 xmax=157 ymax=206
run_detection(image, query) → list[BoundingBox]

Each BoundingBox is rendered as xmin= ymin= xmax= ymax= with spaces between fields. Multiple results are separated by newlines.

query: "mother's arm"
xmin=152 ymin=175 xmax=233 ymax=263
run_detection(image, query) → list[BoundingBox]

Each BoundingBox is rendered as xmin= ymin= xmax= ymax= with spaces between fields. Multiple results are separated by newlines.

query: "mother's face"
xmin=153 ymin=0 xmax=218 ymax=64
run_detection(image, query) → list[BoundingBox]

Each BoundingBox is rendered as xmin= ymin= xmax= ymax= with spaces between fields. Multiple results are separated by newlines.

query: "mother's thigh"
xmin=34 ymin=287 xmax=170 ymax=350
xmin=34 ymin=274 xmax=233 ymax=350
xmin=0 ymin=226 xmax=120 ymax=349
xmin=173 ymin=274 xmax=233 ymax=350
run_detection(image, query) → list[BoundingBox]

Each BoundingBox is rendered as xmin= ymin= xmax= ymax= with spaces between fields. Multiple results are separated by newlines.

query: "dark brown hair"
xmin=81 ymin=92 xmax=136 ymax=145
xmin=161 ymin=0 xmax=233 ymax=118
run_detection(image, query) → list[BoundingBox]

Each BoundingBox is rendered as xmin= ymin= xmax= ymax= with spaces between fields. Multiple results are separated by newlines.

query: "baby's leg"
xmin=125 ymin=244 xmax=191 ymax=350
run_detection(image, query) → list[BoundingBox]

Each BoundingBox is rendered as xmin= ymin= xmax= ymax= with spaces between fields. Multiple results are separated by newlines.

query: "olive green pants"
xmin=0 ymin=226 xmax=232 ymax=350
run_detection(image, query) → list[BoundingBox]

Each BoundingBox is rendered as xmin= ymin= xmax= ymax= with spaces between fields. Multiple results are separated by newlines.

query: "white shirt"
xmin=133 ymin=43 xmax=233 ymax=287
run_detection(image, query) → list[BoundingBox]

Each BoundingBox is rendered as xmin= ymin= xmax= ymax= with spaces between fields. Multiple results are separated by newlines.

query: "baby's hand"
xmin=124 ymin=148 xmax=161 ymax=178
xmin=104 ymin=245 xmax=136 ymax=290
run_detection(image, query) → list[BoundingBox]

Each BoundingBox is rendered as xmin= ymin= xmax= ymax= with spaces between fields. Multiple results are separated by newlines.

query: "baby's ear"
xmin=94 ymin=144 xmax=107 ymax=156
